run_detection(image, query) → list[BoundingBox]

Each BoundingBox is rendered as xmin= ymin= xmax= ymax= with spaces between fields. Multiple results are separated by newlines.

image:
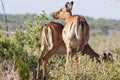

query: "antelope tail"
xmin=44 ymin=26 xmax=53 ymax=47
xmin=75 ymin=18 xmax=85 ymax=40
xmin=44 ymin=27 xmax=49 ymax=47
xmin=75 ymin=19 xmax=85 ymax=51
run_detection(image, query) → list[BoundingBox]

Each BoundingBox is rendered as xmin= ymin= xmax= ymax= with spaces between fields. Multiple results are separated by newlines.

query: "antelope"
xmin=52 ymin=1 xmax=114 ymax=62
xmin=36 ymin=22 xmax=66 ymax=80
xmin=52 ymin=1 xmax=90 ymax=63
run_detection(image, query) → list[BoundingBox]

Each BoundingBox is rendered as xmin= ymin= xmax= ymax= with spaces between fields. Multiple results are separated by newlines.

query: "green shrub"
xmin=49 ymin=53 xmax=120 ymax=80
xmin=0 ymin=12 xmax=48 ymax=80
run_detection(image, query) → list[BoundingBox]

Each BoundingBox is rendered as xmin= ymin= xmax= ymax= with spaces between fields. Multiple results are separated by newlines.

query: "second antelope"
xmin=52 ymin=1 xmax=114 ymax=63
xmin=53 ymin=1 xmax=90 ymax=63
xmin=36 ymin=22 xmax=66 ymax=80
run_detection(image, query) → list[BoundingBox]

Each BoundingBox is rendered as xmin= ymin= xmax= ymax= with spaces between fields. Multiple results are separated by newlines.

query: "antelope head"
xmin=103 ymin=52 xmax=114 ymax=61
xmin=52 ymin=1 xmax=74 ymax=20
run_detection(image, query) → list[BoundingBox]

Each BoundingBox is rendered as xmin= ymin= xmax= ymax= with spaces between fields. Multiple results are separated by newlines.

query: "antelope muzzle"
xmin=52 ymin=12 xmax=60 ymax=19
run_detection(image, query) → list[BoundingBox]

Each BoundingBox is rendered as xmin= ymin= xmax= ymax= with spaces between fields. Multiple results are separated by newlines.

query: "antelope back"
xmin=41 ymin=22 xmax=64 ymax=49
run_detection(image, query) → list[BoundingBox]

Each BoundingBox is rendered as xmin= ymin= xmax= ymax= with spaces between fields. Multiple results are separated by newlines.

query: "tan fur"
xmin=53 ymin=1 xmax=90 ymax=63
xmin=52 ymin=1 xmax=114 ymax=63
xmin=36 ymin=22 xmax=66 ymax=80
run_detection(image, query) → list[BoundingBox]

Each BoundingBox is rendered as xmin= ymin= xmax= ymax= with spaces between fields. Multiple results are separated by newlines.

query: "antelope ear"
xmin=70 ymin=1 xmax=74 ymax=5
xmin=103 ymin=53 xmax=107 ymax=59
xmin=108 ymin=53 xmax=112 ymax=55
xmin=65 ymin=2 xmax=69 ymax=7
xmin=108 ymin=53 xmax=114 ymax=60
xmin=108 ymin=53 xmax=113 ymax=58
xmin=103 ymin=53 xmax=107 ymax=57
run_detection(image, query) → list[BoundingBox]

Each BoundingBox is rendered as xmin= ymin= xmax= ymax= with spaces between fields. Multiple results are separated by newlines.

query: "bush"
xmin=0 ymin=12 xmax=48 ymax=80
xmin=0 ymin=60 xmax=20 ymax=80
xmin=49 ymin=53 xmax=120 ymax=80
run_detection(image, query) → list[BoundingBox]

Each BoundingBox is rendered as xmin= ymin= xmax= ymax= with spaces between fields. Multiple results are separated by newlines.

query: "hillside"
xmin=0 ymin=13 xmax=120 ymax=32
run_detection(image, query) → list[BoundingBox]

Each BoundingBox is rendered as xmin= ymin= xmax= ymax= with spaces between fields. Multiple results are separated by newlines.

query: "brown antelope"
xmin=52 ymin=1 xmax=90 ymax=63
xmin=36 ymin=22 xmax=66 ymax=80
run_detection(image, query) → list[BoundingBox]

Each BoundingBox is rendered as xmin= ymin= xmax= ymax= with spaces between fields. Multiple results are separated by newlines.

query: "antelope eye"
xmin=60 ymin=9 xmax=62 ymax=11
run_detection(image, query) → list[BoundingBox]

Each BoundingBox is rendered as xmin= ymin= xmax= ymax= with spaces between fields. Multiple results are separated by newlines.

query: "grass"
xmin=48 ymin=53 xmax=120 ymax=80
xmin=89 ymin=34 xmax=120 ymax=55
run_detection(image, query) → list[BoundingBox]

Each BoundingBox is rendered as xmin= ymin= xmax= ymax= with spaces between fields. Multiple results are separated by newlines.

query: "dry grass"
xmin=89 ymin=34 xmax=120 ymax=54
xmin=0 ymin=60 xmax=20 ymax=80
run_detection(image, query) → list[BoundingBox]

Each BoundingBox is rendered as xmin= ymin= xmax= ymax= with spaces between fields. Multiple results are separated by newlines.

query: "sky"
xmin=0 ymin=0 xmax=120 ymax=20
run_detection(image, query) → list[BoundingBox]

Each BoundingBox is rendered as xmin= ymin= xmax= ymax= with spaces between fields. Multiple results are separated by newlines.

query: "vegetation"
xmin=0 ymin=13 xmax=120 ymax=32
xmin=0 ymin=13 xmax=35 ymax=31
xmin=0 ymin=12 xmax=120 ymax=80
xmin=49 ymin=54 xmax=120 ymax=80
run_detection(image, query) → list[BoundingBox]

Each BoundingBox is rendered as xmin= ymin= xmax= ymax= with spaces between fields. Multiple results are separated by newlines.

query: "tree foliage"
xmin=0 ymin=13 xmax=120 ymax=31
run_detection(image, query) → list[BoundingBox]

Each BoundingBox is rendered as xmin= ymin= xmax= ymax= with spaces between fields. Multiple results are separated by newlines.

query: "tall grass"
xmin=49 ymin=53 xmax=120 ymax=80
xmin=89 ymin=34 xmax=120 ymax=54
xmin=0 ymin=60 xmax=20 ymax=80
